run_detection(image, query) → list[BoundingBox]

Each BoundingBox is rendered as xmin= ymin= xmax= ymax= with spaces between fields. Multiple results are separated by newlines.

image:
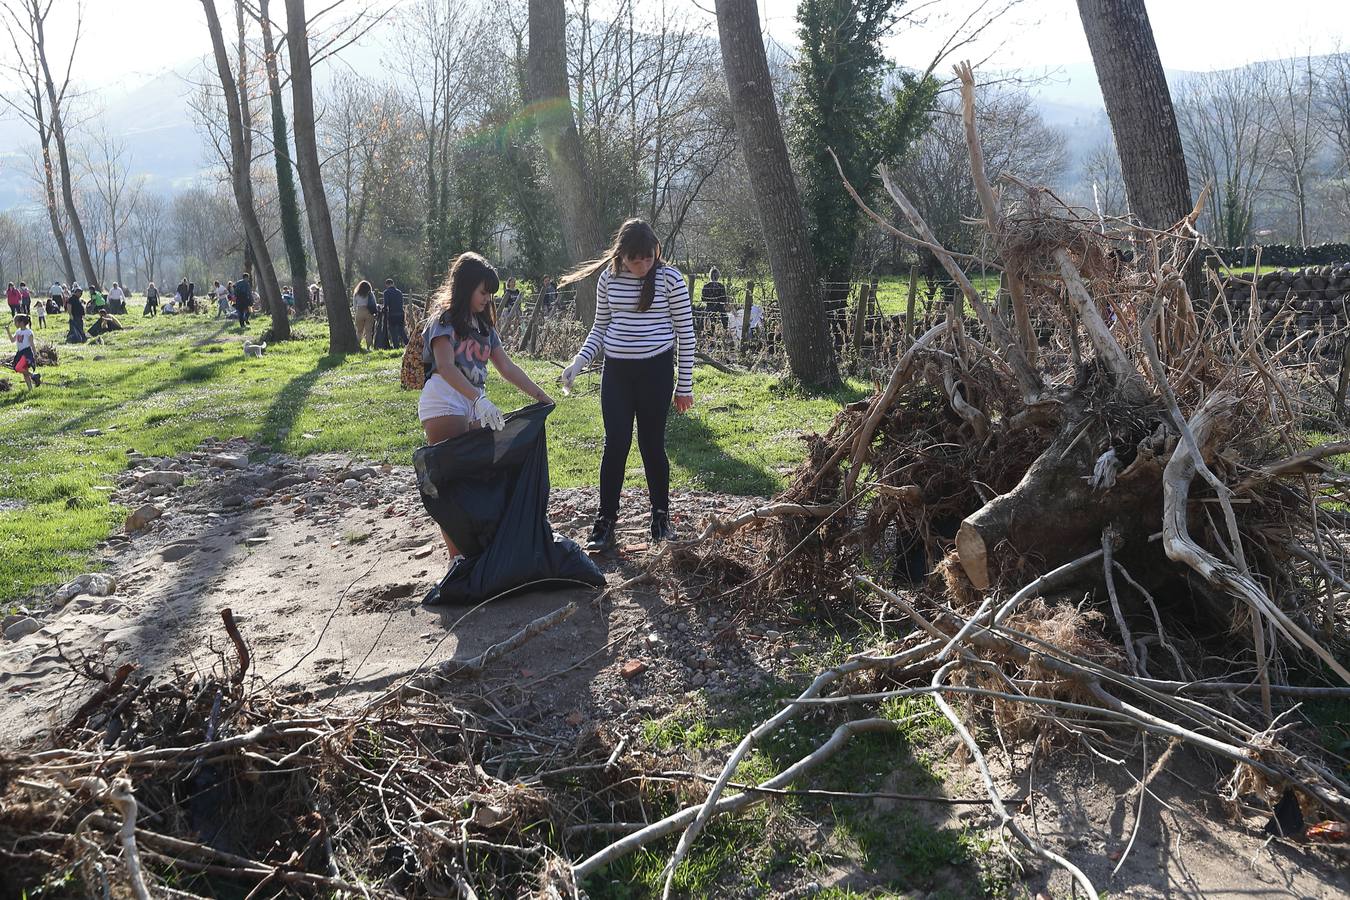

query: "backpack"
xmin=400 ymin=309 xmax=427 ymax=391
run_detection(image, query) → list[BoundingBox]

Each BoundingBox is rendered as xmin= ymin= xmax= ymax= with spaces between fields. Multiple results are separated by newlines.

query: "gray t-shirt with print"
xmin=423 ymin=315 xmax=500 ymax=389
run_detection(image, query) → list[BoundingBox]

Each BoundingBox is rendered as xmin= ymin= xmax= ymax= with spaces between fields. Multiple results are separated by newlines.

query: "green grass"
xmin=611 ymin=668 xmax=985 ymax=898
xmin=0 ymin=309 xmax=865 ymax=606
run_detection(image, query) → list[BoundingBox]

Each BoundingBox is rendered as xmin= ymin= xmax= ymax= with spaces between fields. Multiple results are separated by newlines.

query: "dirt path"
xmin=0 ymin=439 xmax=771 ymax=747
xmin=2 ymin=439 xmax=1346 ymax=897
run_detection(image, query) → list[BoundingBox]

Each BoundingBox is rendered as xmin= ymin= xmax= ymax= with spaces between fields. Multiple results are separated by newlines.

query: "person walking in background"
xmin=383 ymin=278 xmax=407 ymax=348
xmin=560 ymin=218 xmax=695 ymax=551
xmin=699 ymin=267 xmax=728 ymax=335
xmin=502 ymin=277 xmax=522 ymax=314
xmin=144 ymin=282 xmax=160 ymax=317
xmin=33 ymin=292 xmax=47 ymax=328
xmin=177 ymin=277 xmax=189 ymax=310
xmin=233 ymin=272 xmax=252 ymax=329
xmin=352 ymin=279 xmax=377 ymax=349
xmin=540 ymin=275 xmax=559 ymax=312
xmin=18 ymin=282 xmax=31 ymax=315
xmin=6 ymin=314 xmax=39 ymax=388
xmin=107 ymin=282 xmax=125 ymax=314
xmin=186 ymin=281 xmax=198 ymax=314
xmin=6 ymin=282 xmax=20 ymax=319
xmin=309 ymin=283 xmax=321 ymax=311
xmin=49 ymin=280 xmax=62 ymax=311
xmin=214 ymin=280 xmax=229 ymax=317
xmin=66 ymin=288 xmax=86 ymax=343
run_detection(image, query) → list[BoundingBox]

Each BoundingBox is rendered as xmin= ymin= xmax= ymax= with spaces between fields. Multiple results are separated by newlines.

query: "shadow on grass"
xmin=257 ymin=353 xmax=349 ymax=449
xmin=666 ymin=410 xmax=781 ymax=496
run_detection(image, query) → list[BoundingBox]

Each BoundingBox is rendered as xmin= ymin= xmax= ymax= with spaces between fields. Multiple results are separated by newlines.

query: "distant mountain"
xmin=0 ymin=59 xmax=204 ymax=210
xmin=0 ymin=52 xmax=1242 ymax=216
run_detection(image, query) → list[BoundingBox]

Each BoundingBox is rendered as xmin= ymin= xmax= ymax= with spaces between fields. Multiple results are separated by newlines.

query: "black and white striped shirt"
xmin=574 ymin=265 xmax=696 ymax=396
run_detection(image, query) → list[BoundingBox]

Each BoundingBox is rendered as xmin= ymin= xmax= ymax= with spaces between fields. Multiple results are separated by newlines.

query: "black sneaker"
xmin=585 ymin=516 xmax=616 ymax=552
xmin=650 ymin=509 xmax=673 ymax=542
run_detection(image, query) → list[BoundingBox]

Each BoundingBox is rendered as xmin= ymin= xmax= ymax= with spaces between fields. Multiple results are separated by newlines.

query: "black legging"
xmin=598 ymin=349 xmax=673 ymax=520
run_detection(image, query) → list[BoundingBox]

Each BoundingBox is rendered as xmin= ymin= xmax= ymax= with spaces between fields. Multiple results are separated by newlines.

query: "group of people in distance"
xmin=417 ymin=217 xmax=695 ymax=586
xmin=351 ymin=278 xmax=409 ymax=350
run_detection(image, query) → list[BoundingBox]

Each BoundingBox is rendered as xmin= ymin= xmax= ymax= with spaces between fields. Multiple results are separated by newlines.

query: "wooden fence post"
xmin=741 ymin=280 xmax=755 ymax=346
xmin=905 ymin=265 xmax=918 ymax=343
xmin=1338 ymin=337 xmax=1350 ymax=418
xmin=851 ymin=281 xmax=868 ymax=353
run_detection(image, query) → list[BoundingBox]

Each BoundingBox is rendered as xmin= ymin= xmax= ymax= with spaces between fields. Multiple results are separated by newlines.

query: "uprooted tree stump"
xmin=617 ymin=62 xmax=1350 ymax=900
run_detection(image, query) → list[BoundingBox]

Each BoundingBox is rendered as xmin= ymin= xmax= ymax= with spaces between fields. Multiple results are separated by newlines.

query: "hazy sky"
xmin=27 ymin=0 xmax=1350 ymax=94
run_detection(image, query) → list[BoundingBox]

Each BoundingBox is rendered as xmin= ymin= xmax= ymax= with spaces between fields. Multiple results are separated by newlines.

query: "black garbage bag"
xmin=414 ymin=402 xmax=604 ymax=604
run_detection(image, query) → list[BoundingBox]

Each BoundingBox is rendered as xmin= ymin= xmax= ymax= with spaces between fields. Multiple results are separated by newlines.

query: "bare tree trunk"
xmin=200 ymin=0 xmax=290 ymax=340
xmin=284 ymin=0 xmax=358 ymax=353
xmin=257 ymin=0 xmax=309 ymax=312
xmin=27 ymin=0 xmax=96 ymax=286
xmin=527 ymin=0 xmax=605 ymax=327
xmin=714 ymin=0 xmax=839 ymax=389
xmin=1076 ymin=0 xmax=1201 ymax=299
xmin=231 ymin=0 xmax=287 ymax=335
xmin=40 ymin=143 xmax=75 ymax=282
xmin=1077 ymin=0 xmax=1194 ymax=231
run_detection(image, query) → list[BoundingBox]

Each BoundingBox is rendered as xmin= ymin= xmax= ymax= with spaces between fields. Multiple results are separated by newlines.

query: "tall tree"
xmin=1077 ymin=0 xmax=1199 ymax=296
xmin=0 ymin=1 xmax=76 ymax=282
xmin=1 ymin=0 xmax=96 ymax=285
xmin=715 ymin=0 xmax=838 ymax=389
xmin=31 ymin=0 xmax=96 ymax=286
xmin=1260 ymin=55 xmax=1322 ymax=247
xmin=1176 ymin=67 xmax=1269 ymax=247
xmin=129 ymin=191 xmax=167 ymax=287
xmin=284 ymin=0 xmax=358 ymax=353
xmin=527 ymin=0 xmax=606 ymax=326
xmin=200 ymin=0 xmax=290 ymax=340
xmin=256 ymin=0 xmax=310 ymax=311
xmin=1321 ymin=51 xmax=1350 ymax=229
xmin=791 ymin=0 xmax=935 ymax=304
xmin=82 ymin=129 xmax=141 ymax=288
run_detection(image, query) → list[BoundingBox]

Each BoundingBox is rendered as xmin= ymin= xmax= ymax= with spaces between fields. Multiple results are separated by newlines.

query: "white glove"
xmin=561 ymin=361 xmax=581 ymax=394
xmin=473 ymin=393 xmax=505 ymax=431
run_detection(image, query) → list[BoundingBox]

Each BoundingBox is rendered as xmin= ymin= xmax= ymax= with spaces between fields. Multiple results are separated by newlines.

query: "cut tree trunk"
xmin=956 ymin=399 xmax=1166 ymax=592
xmin=285 ymin=0 xmax=358 ymax=353
xmin=714 ymin=0 xmax=839 ymax=390
xmin=527 ymin=0 xmax=606 ymax=327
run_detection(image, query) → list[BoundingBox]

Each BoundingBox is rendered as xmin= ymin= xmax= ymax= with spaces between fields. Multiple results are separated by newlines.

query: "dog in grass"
xmin=242 ymin=339 xmax=267 ymax=358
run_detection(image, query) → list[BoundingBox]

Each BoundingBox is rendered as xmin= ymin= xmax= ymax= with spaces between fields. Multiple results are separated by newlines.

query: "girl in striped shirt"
xmin=562 ymin=219 xmax=696 ymax=551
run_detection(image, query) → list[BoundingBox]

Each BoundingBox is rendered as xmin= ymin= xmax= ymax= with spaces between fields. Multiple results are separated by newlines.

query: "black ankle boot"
xmin=586 ymin=516 xmax=616 ymax=552
xmin=650 ymin=508 xmax=673 ymax=542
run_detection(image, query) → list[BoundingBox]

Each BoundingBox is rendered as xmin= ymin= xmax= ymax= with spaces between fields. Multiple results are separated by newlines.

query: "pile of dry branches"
xmin=0 ymin=611 xmax=600 ymax=898
xmin=621 ymin=63 xmax=1350 ymax=897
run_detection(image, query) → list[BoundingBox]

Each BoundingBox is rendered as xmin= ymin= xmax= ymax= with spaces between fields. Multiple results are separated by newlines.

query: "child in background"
xmin=34 ymin=294 xmax=47 ymax=328
xmin=6 ymin=314 xmax=39 ymax=388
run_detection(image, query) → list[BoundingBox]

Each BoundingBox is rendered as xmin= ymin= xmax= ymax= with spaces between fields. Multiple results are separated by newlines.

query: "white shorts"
xmin=417 ymin=373 xmax=478 ymax=423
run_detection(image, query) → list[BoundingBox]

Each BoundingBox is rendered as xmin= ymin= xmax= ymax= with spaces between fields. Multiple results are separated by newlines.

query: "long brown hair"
xmin=429 ymin=252 xmax=499 ymax=338
xmin=560 ymin=218 xmax=662 ymax=312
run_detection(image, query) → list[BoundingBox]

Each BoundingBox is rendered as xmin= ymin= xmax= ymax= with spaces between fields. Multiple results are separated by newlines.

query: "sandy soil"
xmin=2 ymin=438 xmax=1346 ymax=897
